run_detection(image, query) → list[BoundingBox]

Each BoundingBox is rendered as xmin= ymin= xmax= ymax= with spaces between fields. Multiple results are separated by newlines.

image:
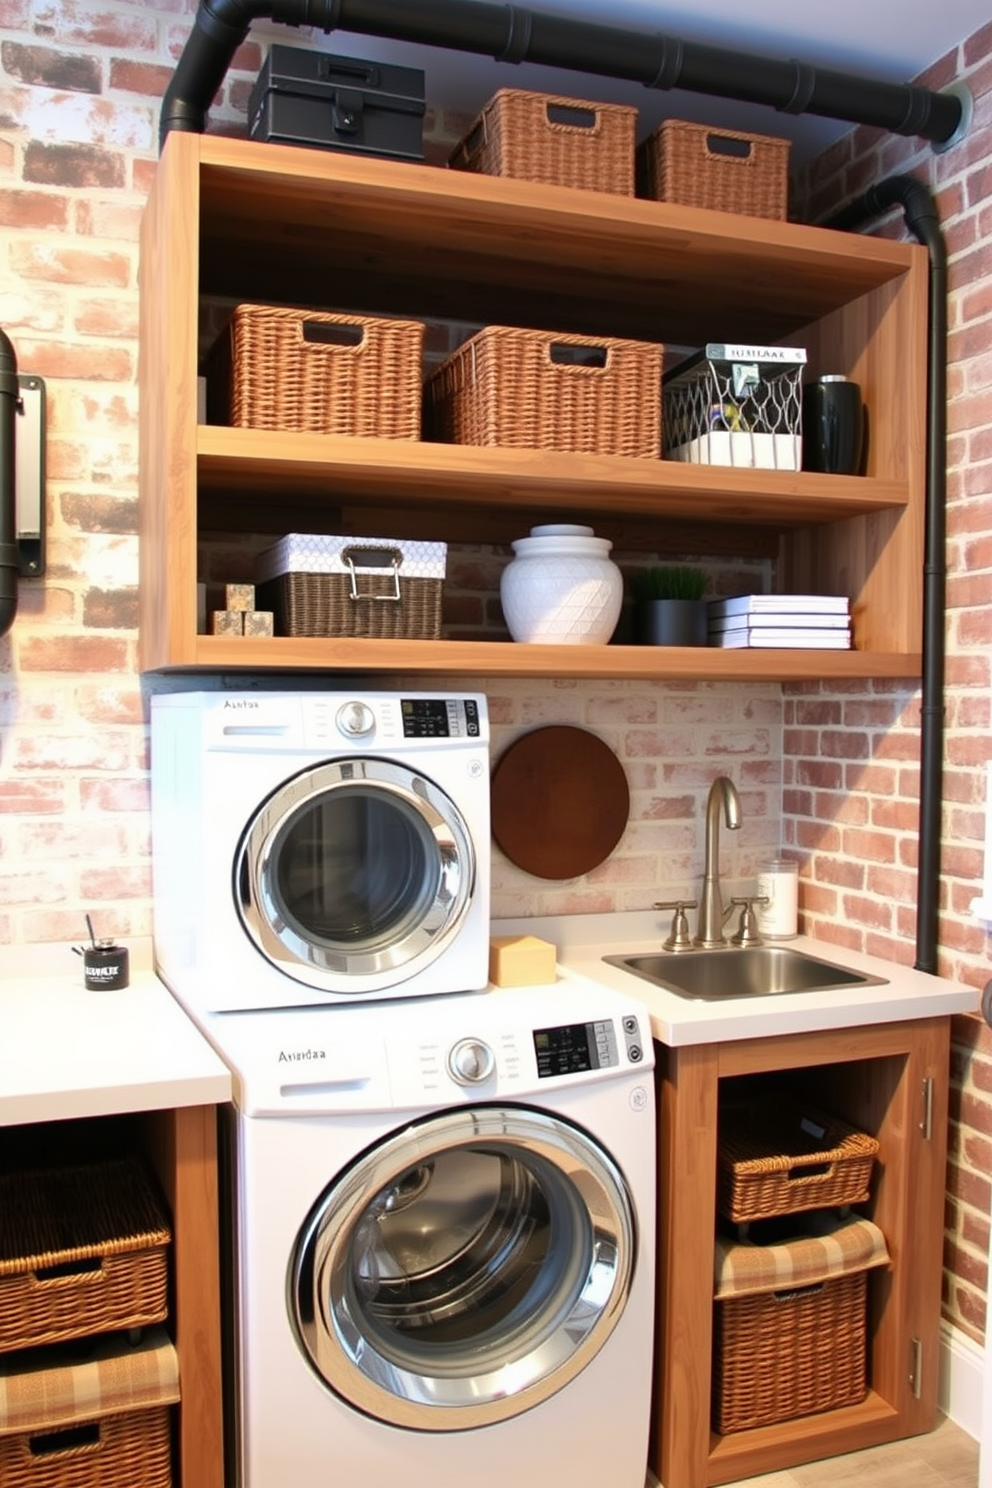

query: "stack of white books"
xmin=708 ymin=594 xmax=852 ymax=649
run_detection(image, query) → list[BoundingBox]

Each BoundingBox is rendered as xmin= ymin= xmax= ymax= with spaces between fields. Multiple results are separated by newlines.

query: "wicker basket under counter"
xmin=712 ymin=1213 xmax=889 ymax=1434
xmin=205 ymin=303 xmax=425 ymax=438
xmin=717 ymin=1091 xmax=879 ymax=1226
xmin=0 ymin=1159 xmax=171 ymax=1354
xmin=0 ymin=1327 xmax=179 ymax=1488
xmin=448 ymin=87 xmax=637 ymax=195
xmin=638 ymin=119 xmax=790 ymax=220
xmin=426 ymin=325 xmax=662 ymax=458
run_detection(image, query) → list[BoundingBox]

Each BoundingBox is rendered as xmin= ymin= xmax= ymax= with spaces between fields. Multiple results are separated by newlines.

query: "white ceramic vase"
xmin=500 ymin=525 xmax=623 ymax=645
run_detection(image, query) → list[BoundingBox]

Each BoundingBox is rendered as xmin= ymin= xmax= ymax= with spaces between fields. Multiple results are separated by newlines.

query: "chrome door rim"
xmin=289 ymin=1106 xmax=636 ymax=1431
xmin=235 ymin=758 xmax=475 ymax=993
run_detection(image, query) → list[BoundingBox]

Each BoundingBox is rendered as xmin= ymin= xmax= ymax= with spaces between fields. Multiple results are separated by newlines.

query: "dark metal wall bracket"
xmin=160 ymin=0 xmax=972 ymax=152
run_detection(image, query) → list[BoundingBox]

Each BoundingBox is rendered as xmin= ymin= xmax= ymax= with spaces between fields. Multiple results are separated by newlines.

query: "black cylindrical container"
xmin=802 ymin=375 xmax=865 ymax=475
xmin=83 ymin=940 xmax=130 ymax=990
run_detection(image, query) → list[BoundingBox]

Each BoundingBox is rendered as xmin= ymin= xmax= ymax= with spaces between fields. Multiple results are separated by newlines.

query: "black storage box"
xmin=248 ymin=45 xmax=425 ymax=162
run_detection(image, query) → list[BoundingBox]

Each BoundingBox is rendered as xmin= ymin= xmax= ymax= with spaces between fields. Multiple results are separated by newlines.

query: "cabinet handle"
xmin=920 ymin=1076 xmax=934 ymax=1140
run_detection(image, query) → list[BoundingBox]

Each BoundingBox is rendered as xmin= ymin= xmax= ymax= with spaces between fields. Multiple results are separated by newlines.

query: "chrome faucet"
xmin=695 ymin=775 xmax=742 ymax=948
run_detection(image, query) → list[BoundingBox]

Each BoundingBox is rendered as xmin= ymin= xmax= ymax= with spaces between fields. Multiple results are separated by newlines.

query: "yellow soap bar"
xmin=489 ymin=935 xmax=557 ymax=988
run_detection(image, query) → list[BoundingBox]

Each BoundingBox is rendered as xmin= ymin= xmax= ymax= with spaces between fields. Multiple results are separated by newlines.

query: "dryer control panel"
xmin=534 ymin=1015 xmax=644 ymax=1078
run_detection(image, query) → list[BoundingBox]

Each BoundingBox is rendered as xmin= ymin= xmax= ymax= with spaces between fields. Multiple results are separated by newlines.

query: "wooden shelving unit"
xmin=138 ymin=132 xmax=929 ymax=678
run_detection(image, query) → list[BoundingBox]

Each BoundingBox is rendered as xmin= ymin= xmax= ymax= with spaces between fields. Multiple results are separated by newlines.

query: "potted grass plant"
xmin=631 ymin=565 xmax=709 ymax=646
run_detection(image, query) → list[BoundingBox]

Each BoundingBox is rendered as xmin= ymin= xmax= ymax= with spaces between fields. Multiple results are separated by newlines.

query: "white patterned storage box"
xmin=663 ymin=343 xmax=806 ymax=470
xmin=255 ymin=533 xmax=446 ymax=640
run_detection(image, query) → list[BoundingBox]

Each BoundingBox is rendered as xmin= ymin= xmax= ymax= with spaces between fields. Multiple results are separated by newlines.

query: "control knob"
xmin=447 ymin=1037 xmax=495 ymax=1086
xmin=336 ymin=701 xmax=375 ymax=738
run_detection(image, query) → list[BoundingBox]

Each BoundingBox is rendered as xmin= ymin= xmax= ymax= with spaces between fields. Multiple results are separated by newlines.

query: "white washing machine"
xmin=150 ymin=690 xmax=490 ymax=1014
xmin=212 ymin=978 xmax=656 ymax=1488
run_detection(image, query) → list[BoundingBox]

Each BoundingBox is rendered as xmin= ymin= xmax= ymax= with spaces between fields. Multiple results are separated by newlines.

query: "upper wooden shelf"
xmin=138 ymin=133 xmax=929 ymax=680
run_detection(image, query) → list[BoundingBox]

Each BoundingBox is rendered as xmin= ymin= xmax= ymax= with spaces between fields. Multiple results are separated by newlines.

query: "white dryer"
xmin=212 ymin=978 xmax=655 ymax=1488
xmin=150 ymin=690 xmax=489 ymax=1014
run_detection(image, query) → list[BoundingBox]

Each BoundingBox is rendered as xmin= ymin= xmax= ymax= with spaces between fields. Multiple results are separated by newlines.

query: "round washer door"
xmin=235 ymin=758 xmax=476 ymax=995
xmin=290 ymin=1105 xmax=637 ymax=1431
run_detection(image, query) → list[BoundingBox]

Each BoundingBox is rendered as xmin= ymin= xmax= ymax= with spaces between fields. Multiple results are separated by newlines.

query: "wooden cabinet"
xmin=652 ymin=1017 xmax=950 ymax=1488
xmin=138 ymin=132 xmax=928 ymax=680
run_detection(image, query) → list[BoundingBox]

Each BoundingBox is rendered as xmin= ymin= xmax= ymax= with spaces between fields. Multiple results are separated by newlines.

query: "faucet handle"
xmin=655 ymin=900 xmax=698 ymax=953
xmin=729 ymin=896 xmax=768 ymax=947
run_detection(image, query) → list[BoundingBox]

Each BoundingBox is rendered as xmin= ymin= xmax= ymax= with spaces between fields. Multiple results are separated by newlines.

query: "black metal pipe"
xmin=825 ymin=177 xmax=947 ymax=975
xmin=159 ymin=0 xmax=966 ymax=149
xmin=0 ymin=328 xmax=18 ymax=640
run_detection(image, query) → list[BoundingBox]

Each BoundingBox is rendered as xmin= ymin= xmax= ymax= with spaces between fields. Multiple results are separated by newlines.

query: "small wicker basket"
xmin=206 ymin=303 xmax=425 ymax=438
xmin=449 ymin=88 xmax=637 ymax=195
xmin=255 ymin=533 xmax=446 ymax=640
xmin=0 ymin=1406 xmax=172 ymax=1488
xmin=427 ymin=325 xmax=662 ymax=458
xmin=638 ymin=119 xmax=790 ymax=220
xmin=717 ymin=1093 xmax=879 ymax=1225
xmin=0 ymin=1159 xmax=171 ymax=1353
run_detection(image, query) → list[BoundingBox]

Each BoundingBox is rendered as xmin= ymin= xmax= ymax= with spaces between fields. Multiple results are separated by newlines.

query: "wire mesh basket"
xmin=663 ymin=343 xmax=806 ymax=470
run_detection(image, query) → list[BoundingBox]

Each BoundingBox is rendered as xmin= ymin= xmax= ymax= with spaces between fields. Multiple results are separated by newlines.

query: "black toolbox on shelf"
xmin=248 ymin=44 xmax=425 ymax=162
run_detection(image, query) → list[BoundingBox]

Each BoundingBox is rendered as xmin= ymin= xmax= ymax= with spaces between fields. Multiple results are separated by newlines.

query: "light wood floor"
xmin=645 ymin=1413 xmax=979 ymax=1487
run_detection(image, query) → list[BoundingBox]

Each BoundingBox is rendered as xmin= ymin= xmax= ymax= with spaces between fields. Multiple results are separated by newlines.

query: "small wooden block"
xmin=211 ymin=610 xmax=244 ymax=635
xmin=489 ymin=935 xmax=557 ymax=987
xmin=225 ymin=583 xmax=255 ymax=612
xmin=244 ymin=610 xmax=274 ymax=637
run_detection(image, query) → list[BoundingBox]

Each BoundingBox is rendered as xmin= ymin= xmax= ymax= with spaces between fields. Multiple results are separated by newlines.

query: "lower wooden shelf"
xmin=149 ymin=633 xmax=923 ymax=681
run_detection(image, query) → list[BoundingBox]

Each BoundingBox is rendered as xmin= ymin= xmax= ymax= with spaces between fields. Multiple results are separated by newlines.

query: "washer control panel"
xmin=533 ymin=1016 xmax=644 ymax=1079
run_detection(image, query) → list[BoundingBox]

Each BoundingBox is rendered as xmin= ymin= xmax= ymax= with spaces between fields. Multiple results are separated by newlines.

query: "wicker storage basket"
xmin=449 ymin=88 xmax=637 ymax=195
xmin=206 ymin=304 xmax=424 ymax=438
xmin=0 ymin=1160 xmax=171 ymax=1353
xmin=0 ymin=1406 xmax=172 ymax=1488
xmin=638 ymin=119 xmax=790 ymax=220
xmin=427 ymin=326 xmax=662 ymax=458
xmin=255 ymin=532 xmax=446 ymax=640
xmin=712 ymin=1214 xmax=889 ymax=1434
xmin=717 ymin=1093 xmax=879 ymax=1225
xmin=0 ymin=1327 xmax=178 ymax=1488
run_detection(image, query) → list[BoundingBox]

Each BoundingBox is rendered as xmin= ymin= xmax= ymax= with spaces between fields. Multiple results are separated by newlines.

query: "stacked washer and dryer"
xmin=150 ymin=689 xmax=656 ymax=1488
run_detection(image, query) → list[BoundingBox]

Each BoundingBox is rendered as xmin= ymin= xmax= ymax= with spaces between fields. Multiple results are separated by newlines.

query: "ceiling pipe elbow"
xmin=0 ymin=327 xmax=19 ymax=641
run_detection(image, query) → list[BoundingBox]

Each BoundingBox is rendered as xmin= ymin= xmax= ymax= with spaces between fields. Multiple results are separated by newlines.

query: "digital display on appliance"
xmin=401 ymin=699 xmax=451 ymax=737
xmin=400 ymin=698 xmax=480 ymax=738
xmin=534 ymin=1020 xmax=617 ymax=1078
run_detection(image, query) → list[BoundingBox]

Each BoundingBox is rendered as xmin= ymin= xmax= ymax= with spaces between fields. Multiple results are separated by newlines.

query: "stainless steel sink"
xmin=602 ymin=945 xmax=888 ymax=1001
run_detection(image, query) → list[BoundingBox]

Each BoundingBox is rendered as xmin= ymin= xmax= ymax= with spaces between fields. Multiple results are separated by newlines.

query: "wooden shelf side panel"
xmin=779 ymin=260 xmax=929 ymax=656
xmin=139 ymin=133 xmax=203 ymax=671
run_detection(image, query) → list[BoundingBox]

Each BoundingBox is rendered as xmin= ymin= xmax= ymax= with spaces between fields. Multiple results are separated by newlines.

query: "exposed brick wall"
xmin=790 ymin=36 xmax=992 ymax=1343
xmin=1 ymin=0 xmax=991 ymax=1349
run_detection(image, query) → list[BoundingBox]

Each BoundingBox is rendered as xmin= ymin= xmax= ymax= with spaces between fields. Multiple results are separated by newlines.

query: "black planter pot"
xmin=635 ymin=599 xmax=708 ymax=646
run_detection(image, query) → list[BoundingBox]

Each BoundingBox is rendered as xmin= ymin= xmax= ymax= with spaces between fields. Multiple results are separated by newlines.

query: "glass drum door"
xmin=235 ymin=759 xmax=475 ymax=994
xmin=290 ymin=1106 xmax=637 ymax=1430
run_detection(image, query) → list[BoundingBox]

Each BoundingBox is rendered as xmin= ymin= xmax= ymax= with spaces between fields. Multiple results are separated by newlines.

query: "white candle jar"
xmin=756 ymin=858 xmax=799 ymax=940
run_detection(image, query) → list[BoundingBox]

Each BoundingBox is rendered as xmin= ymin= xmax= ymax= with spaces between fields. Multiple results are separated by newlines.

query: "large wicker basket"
xmin=0 ymin=1160 xmax=171 ymax=1352
xmin=207 ymin=303 xmax=425 ymax=438
xmin=449 ymin=88 xmax=637 ymax=195
xmin=638 ymin=119 xmax=790 ymax=220
xmin=717 ymin=1092 xmax=879 ymax=1225
xmin=0 ymin=1405 xmax=172 ymax=1488
xmin=427 ymin=325 xmax=662 ymax=458
xmin=714 ymin=1269 xmax=868 ymax=1433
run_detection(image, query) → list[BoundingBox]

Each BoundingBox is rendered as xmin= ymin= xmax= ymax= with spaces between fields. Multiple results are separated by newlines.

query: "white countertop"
xmin=0 ymin=939 xmax=232 ymax=1127
xmin=493 ymin=910 xmax=980 ymax=1046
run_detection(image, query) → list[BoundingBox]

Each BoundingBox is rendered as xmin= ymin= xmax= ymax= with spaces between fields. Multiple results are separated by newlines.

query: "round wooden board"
xmin=490 ymin=725 xmax=630 ymax=880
